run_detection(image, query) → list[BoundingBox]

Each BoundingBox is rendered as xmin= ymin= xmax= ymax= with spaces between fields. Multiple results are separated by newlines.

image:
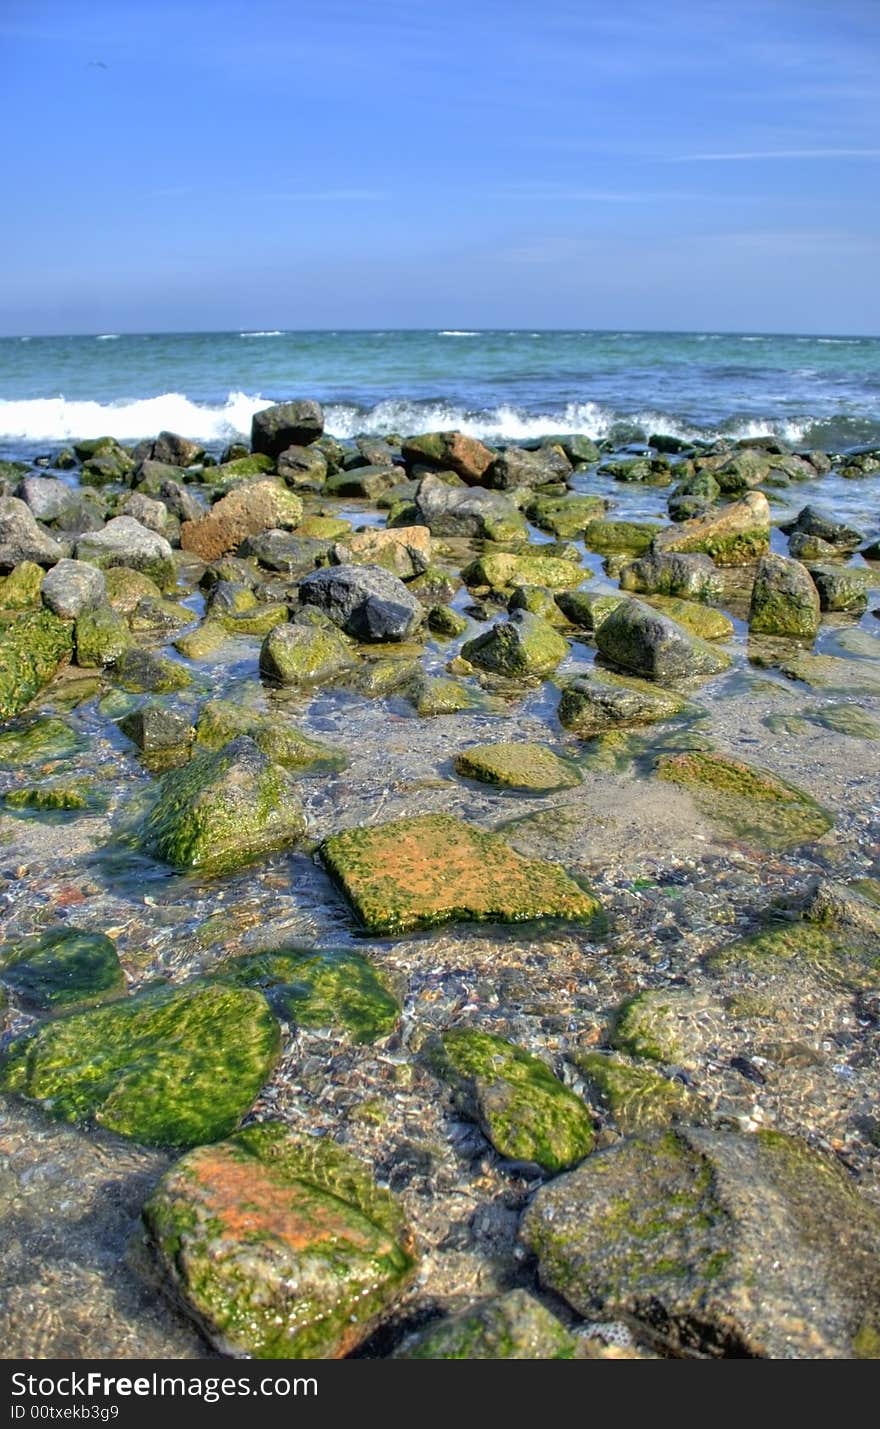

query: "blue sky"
xmin=2 ymin=0 xmax=879 ymax=334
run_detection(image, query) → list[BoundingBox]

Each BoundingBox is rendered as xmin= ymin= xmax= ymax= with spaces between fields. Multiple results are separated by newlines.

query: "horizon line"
xmin=3 ymin=324 xmax=880 ymax=342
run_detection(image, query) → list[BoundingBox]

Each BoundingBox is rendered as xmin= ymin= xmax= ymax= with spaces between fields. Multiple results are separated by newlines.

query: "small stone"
xmin=41 ymin=559 xmax=107 ymax=619
xmin=454 ymin=741 xmax=581 ymax=791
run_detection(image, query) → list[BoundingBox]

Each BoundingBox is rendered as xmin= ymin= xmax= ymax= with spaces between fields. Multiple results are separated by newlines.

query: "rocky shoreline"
xmin=0 ymin=402 xmax=879 ymax=1358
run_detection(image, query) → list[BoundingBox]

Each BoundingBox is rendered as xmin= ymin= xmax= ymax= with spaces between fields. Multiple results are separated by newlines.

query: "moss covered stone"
xmin=296 ymin=514 xmax=353 ymax=540
xmin=461 ymin=610 xmax=568 ymax=679
xmin=0 ymin=981 xmax=279 ymax=1146
xmin=427 ymin=603 xmax=468 ymax=638
xmin=596 ymin=600 xmax=730 ymax=682
xmin=574 ymin=1051 xmax=702 ymax=1133
xmin=112 ymin=646 xmax=192 ymax=693
xmin=0 ymin=560 xmax=44 ymax=610
xmin=394 ymin=1290 xmax=576 ymax=1359
xmin=583 ymin=520 xmax=663 ymax=554
xmin=0 ymin=608 xmax=72 ymax=720
xmin=141 ymin=735 xmax=307 ymax=873
xmin=558 ymin=669 xmax=688 ymax=738
xmin=706 ymin=922 xmax=880 ymax=991
xmin=216 ymin=947 xmax=399 ymax=1043
xmin=519 ymin=1126 xmax=880 ymax=1358
xmin=655 ymin=750 xmax=833 ymax=849
xmin=4 ymin=780 xmax=101 ymax=812
xmin=806 ymin=704 xmax=880 ymax=739
xmin=0 ymin=716 xmax=80 ymax=766
xmin=643 ymin=595 xmax=734 ymax=641
xmin=407 ymin=674 xmax=471 ymax=716
xmin=174 ymin=620 xmax=228 ymax=660
xmin=429 ymin=1028 xmax=594 ymax=1172
xmin=527 ymin=494 xmax=608 ymax=539
xmin=103 ymin=566 xmax=162 ymax=615
xmin=554 ymin=589 xmax=626 ymax=631
xmin=194 ymin=699 xmax=345 ymax=771
xmin=0 ymin=928 xmax=125 ymax=1013
xmin=454 ymin=741 xmax=581 ymax=791
xmin=652 ymin=492 xmax=771 ymax=567
xmin=74 ymin=604 xmax=132 ymax=667
xmin=321 ymin=813 xmax=602 ymax=936
xmin=748 ymin=554 xmax=820 ymax=638
xmin=611 ymin=989 xmax=701 ymax=1064
xmin=462 ymin=550 xmax=583 ymax=592
xmin=143 ymin=1121 xmax=416 ymax=1358
xmin=259 ymin=621 xmax=355 ymax=687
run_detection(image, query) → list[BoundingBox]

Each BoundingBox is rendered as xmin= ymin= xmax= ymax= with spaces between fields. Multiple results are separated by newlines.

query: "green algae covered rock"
xmin=558 ymin=669 xmax=688 ymax=738
xmin=748 ymin=553 xmax=820 ymax=638
xmin=461 ymin=610 xmax=568 ymax=679
xmin=0 ymin=981 xmax=279 ymax=1146
xmin=643 ymin=595 xmax=734 ymax=641
xmin=394 ymin=1289 xmax=576 ymax=1360
xmin=0 ymin=716 xmax=80 ymax=767
xmin=74 ymin=603 xmax=131 ymax=667
xmin=652 ymin=491 xmax=771 ymax=566
xmin=3 ymin=779 xmax=104 ymax=813
xmin=216 ymin=947 xmax=399 ymax=1043
xmin=555 ymin=589 xmax=626 ymax=631
xmin=806 ymin=703 xmax=880 ymax=739
xmin=520 ymin=1126 xmax=880 ymax=1358
xmin=0 ymin=928 xmax=125 ymax=1013
xmin=141 ymin=735 xmax=307 ymax=873
xmin=259 ymin=621 xmax=355 ymax=687
xmin=407 ymin=673 xmax=471 ymax=716
xmin=321 ymin=812 xmax=602 ymax=936
xmin=462 ymin=550 xmax=583 ymax=592
xmin=174 ymin=619 xmax=227 ymax=660
xmin=143 ymin=1121 xmax=416 ymax=1358
xmin=0 ymin=560 xmax=43 ymax=610
xmin=427 ymin=603 xmax=468 ymax=638
xmin=527 ymin=494 xmax=608 ymax=539
xmin=574 ymin=1051 xmax=703 ymax=1134
xmin=706 ymin=922 xmax=880 ymax=991
xmin=596 ymin=600 xmax=730 ymax=682
xmin=194 ymin=698 xmax=345 ymax=771
xmin=428 ymin=1028 xmax=594 ymax=1171
xmin=655 ymin=750 xmax=833 ymax=849
xmin=0 ymin=608 xmax=72 ymax=720
xmin=610 ymin=987 xmax=714 ymax=1066
xmin=583 ymin=520 xmax=662 ymax=555
xmin=454 ymin=740 xmax=581 ymax=791
xmin=112 ymin=646 xmax=192 ymax=693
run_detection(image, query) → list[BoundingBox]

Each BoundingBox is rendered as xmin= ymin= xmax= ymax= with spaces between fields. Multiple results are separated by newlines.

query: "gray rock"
xmin=808 ymin=563 xmax=871 ymax=614
xmin=251 ymin=400 xmax=324 ymax=458
xmin=0 ymin=497 xmax=66 ymax=570
xmin=241 ymin=531 xmax=333 ymax=576
xmin=20 ymin=476 xmax=79 ymax=524
xmin=276 ymin=444 xmax=328 ymax=490
xmin=558 ymin=669 xmax=688 ymax=736
xmin=119 ymin=492 xmax=171 ymax=535
xmin=75 ymin=518 xmax=175 ymax=585
xmin=596 ymin=599 xmax=730 ymax=682
xmin=489 ymin=445 xmax=571 ymax=490
xmin=618 ymin=550 xmax=724 ymax=602
xmin=748 ymin=553 xmax=821 ymax=638
xmin=414 ymin=473 xmax=526 ymax=540
xmin=41 ymin=560 xmax=107 ymax=619
xmin=119 ymin=704 xmax=194 ymax=752
xmin=780 ymin=505 xmax=863 ymax=551
xmin=298 ymin=563 xmax=424 ymax=642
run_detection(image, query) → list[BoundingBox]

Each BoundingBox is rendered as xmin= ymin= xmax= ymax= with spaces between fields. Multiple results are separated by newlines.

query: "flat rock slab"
xmin=321 ymin=812 xmax=602 ymax=936
xmin=655 ymin=750 xmax=833 ymax=850
xmin=559 ymin=670 xmax=688 ymax=738
xmin=454 ymin=740 xmax=582 ymax=791
xmin=0 ymin=982 xmax=279 ymax=1146
xmin=143 ymin=1121 xmax=416 ymax=1358
xmin=520 ymin=1126 xmax=880 ymax=1358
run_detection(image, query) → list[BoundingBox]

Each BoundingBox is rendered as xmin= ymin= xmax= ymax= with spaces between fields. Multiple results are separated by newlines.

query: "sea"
xmin=1 ymin=328 xmax=878 ymax=457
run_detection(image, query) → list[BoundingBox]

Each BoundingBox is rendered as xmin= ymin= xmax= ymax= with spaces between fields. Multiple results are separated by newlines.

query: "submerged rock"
xmin=141 ymin=735 xmax=307 ymax=873
xmin=574 ymin=1052 xmax=703 ymax=1134
xmin=394 ymin=1290 xmax=576 ymax=1360
xmin=706 ymin=921 xmax=880 ymax=992
xmin=321 ymin=812 xmax=602 ymax=936
xmin=454 ymin=740 xmax=581 ymax=791
xmin=298 ymin=563 xmax=424 ymax=641
xmin=143 ymin=1122 xmax=416 ymax=1358
xmin=428 ymin=1028 xmax=595 ymax=1172
xmin=0 ymin=928 xmax=125 ymax=1013
xmin=216 ymin=947 xmax=399 ymax=1043
xmin=596 ymin=600 xmax=730 ymax=682
xmin=558 ymin=669 xmax=688 ymax=737
xmin=194 ymin=699 xmax=345 ymax=770
xmin=519 ymin=1127 xmax=880 ymax=1358
xmin=461 ymin=610 xmax=568 ymax=678
xmin=655 ymin=750 xmax=833 ymax=849
xmin=0 ymin=715 xmax=80 ymax=766
xmin=0 ymin=981 xmax=279 ymax=1146
xmin=748 ymin=553 xmax=820 ymax=638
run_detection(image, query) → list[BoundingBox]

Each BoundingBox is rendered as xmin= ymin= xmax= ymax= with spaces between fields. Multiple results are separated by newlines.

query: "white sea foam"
xmin=0 ymin=390 xmax=270 ymax=442
xmin=438 ymin=330 xmax=479 ymax=336
xmin=96 ymin=334 xmax=119 ymax=341
xmin=239 ymin=330 xmax=284 ymax=337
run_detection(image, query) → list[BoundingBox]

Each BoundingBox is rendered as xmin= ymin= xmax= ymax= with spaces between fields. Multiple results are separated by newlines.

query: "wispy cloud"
xmin=675 ymin=148 xmax=880 ymax=161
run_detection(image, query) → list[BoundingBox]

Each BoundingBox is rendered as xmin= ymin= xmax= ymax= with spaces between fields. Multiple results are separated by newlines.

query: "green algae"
xmin=216 ymin=947 xmax=399 ymax=1043
xmin=461 ymin=611 xmax=568 ymax=679
xmin=0 ymin=928 xmax=125 ymax=1013
xmin=75 ymin=604 xmax=132 ymax=667
xmin=395 ymin=1290 xmax=576 ymax=1359
xmin=706 ymin=922 xmax=880 ymax=991
xmin=194 ymin=699 xmax=346 ymax=772
xmin=0 ymin=716 xmax=81 ymax=767
xmin=454 ymin=740 xmax=581 ymax=791
xmin=0 ymin=609 xmax=73 ymax=720
xmin=655 ymin=750 xmax=833 ymax=849
xmin=574 ymin=1051 xmax=702 ymax=1133
xmin=462 ymin=550 xmax=583 ymax=592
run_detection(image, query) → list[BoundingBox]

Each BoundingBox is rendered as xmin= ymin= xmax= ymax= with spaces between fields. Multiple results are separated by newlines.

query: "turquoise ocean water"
xmin=0 ymin=328 xmax=878 ymax=457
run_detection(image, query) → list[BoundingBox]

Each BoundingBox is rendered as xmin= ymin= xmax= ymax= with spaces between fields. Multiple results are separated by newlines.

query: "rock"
xmin=324 ymin=465 xmax=398 ymax=500
xmin=174 ymin=620 xmax=227 ymax=660
xmin=642 ymin=595 xmax=734 ymax=640
xmin=297 ymin=563 xmax=423 ymax=641
xmin=574 ymin=1052 xmax=703 ymax=1134
xmin=611 ymin=987 xmax=709 ymax=1064
xmin=80 ymin=447 xmax=135 ymax=485
xmin=427 ymin=604 xmax=468 ymax=637
xmin=0 ymin=715 xmax=80 ymax=766
xmin=414 ymin=473 xmax=526 ymax=541
xmin=243 ymin=531 xmax=333 ymax=576
xmin=748 ymin=553 xmax=820 ymax=638
xmin=454 ymin=741 xmax=581 ymax=791
xmin=296 ymin=514 xmax=353 ymax=540
xmin=276 ymin=443 xmax=328 ymax=490
xmin=3 ymin=779 xmax=101 ymax=814
xmin=394 ymin=1290 xmax=576 ymax=1359
xmin=526 ymin=493 xmax=608 ymax=537
xmin=320 ymin=812 xmax=602 ymax=936
xmin=595 ymin=600 xmax=730 ymax=681
xmin=809 ymin=563 xmax=871 ymax=614
xmin=599 ymin=455 xmax=672 ymax=486
xmin=180 ymin=481 xmax=303 ymax=563
xmin=41 ymin=559 xmax=106 ymax=619
xmin=558 ymin=670 xmax=688 ymax=737
xmin=352 ymin=436 xmax=399 ymax=469
xmin=520 ymin=1126 xmax=880 ymax=1358
xmin=706 ymin=921 xmax=879 ymax=992
xmin=119 ymin=704 xmax=193 ymax=753
xmin=583 ymin=519 xmax=663 ymax=555
xmin=407 ymin=673 xmax=471 ymax=716
xmin=103 ymin=566 xmax=163 ymax=614
xmin=802 ymin=877 xmax=880 ymax=937
xmin=251 ymin=400 xmax=324 ymax=458
xmin=429 ymin=1028 xmax=594 ymax=1172
xmin=461 ymin=610 xmax=568 ymax=678
xmin=655 ymin=750 xmax=833 ymax=849
xmin=555 ymin=590 xmax=626 ymax=631
xmin=335 ymin=525 xmax=432 ymax=579
xmin=401 ymin=431 xmax=496 ymax=484
xmin=0 ymin=497 xmax=66 ymax=569
xmin=148 ymin=431 xmax=205 ymax=467
xmin=20 ymin=475 xmax=80 ymax=524
xmin=131 ymin=596 xmax=196 ymax=638
xmin=619 ymin=550 xmax=724 ymax=602
xmin=780 ymin=504 xmax=863 ymax=552
xmin=462 ymin=550 xmax=583 ymax=592
xmin=788 ymin=531 xmax=840 ymax=562
xmin=490 ymin=445 xmax=571 ymax=490
xmin=119 ymin=491 xmax=172 ymax=535
xmin=0 ymin=928 xmax=125 ymax=1014
xmin=667 ymin=471 xmax=721 ymax=522
xmin=141 ymin=735 xmax=307 ymax=874
xmin=806 ymin=703 xmax=880 ymax=738
xmin=76 ymin=517 xmax=176 ymax=589
xmin=652 ymin=492 xmax=771 ymax=566
xmin=216 ymin=947 xmax=399 ymax=1043
xmin=0 ymin=609 xmax=72 ymax=719
xmin=74 ymin=604 xmax=131 ymax=667
xmin=508 ymin=585 xmax=569 ymax=624
xmin=195 ymin=699 xmax=345 ymax=771
xmin=131 ymin=458 xmax=192 ymax=496
xmin=0 ymin=981 xmax=279 ymax=1147
xmin=0 ymin=560 xmax=43 ymax=609
xmin=407 ymin=564 xmax=462 ymax=605
xmin=259 ymin=621 xmax=356 ymax=686
xmin=143 ymin=1122 xmax=416 ymax=1357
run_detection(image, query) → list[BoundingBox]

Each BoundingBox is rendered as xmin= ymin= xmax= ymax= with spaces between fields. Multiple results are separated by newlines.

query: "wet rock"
xmin=0 ymin=715 xmax=80 ymax=766
xmin=527 ymin=493 xmax=608 ymax=538
xmin=611 ymin=987 xmax=716 ymax=1065
xmin=0 ymin=560 xmax=44 ymax=609
xmin=454 ymin=741 xmax=581 ymax=791
xmin=667 ymin=471 xmax=722 ymax=522
xmin=259 ymin=620 xmax=356 ymax=686
xmin=274 ymin=444 xmax=328 ymax=491
xmin=180 ymin=481 xmax=303 ymax=563
xmin=401 ymin=431 xmax=495 ymax=484
xmin=146 ymin=431 xmax=205 ymax=467
xmin=596 ymin=600 xmax=730 ymax=682
xmin=619 ymin=550 xmax=724 ymax=602
xmin=520 ymin=1126 xmax=880 ymax=1358
xmin=427 ymin=1028 xmax=595 ymax=1172
xmin=3 ymin=780 xmax=101 ymax=813
xmin=508 ymin=585 xmax=570 ymax=624
xmin=41 ymin=559 xmax=106 ymax=619
xmin=143 ymin=1122 xmax=416 ymax=1357
xmin=394 ymin=1289 xmax=576 ymax=1359
xmin=748 ymin=553 xmax=820 ymax=638
xmin=808 ymin=563 xmax=871 ymax=614
xmin=707 ymin=921 xmax=879 ymax=992
xmin=414 ymin=473 xmax=526 ymax=541
xmin=76 ymin=517 xmax=176 ymax=589
xmin=642 ymin=595 xmax=733 ymax=640
xmin=655 ymin=750 xmax=833 ymax=849
xmin=113 ymin=646 xmax=191 ymax=694
xmin=119 ymin=703 xmax=194 ymax=753
xmin=0 ymin=982 xmax=279 ymax=1146
xmin=298 ymin=563 xmax=424 ymax=642
xmin=0 ymin=928 xmax=125 ymax=1014
xmin=242 ymin=531 xmax=332 ymax=576
xmin=802 ymin=878 xmax=880 ymax=937
xmin=489 ymin=444 xmax=571 ymax=490
xmin=574 ymin=1052 xmax=704 ymax=1133
xmin=194 ymin=699 xmax=346 ymax=771
xmin=407 ymin=673 xmax=471 ymax=716
xmin=461 ymin=610 xmax=568 ymax=678
xmin=462 ymin=549 xmax=583 ymax=592
xmin=321 ymin=812 xmax=602 ymax=935
xmin=788 ymin=531 xmax=840 ymax=562
xmin=583 ymin=519 xmax=663 ymax=555
xmin=80 ymin=446 xmax=135 ymax=485
xmin=103 ymin=566 xmax=163 ymax=614
xmin=0 ymin=496 xmax=66 ymax=569
xmin=555 ymin=590 xmax=626 ymax=631
xmin=141 ymin=735 xmax=307 ymax=874
xmin=251 ymin=399 xmax=324 ymax=458
xmin=806 ymin=703 xmax=880 ymax=738
xmin=296 ymin=514 xmax=352 ymax=540
xmin=558 ymin=669 xmax=688 ymax=737
xmin=0 ymin=608 xmax=73 ymax=719
xmin=427 ymin=604 xmax=468 ymax=637
xmin=217 ymin=947 xmax=399 ymax=1043
xmin=74 ymin=604 xmax=131 ymax=667
xmin=780 ymin=504 xmax=863 ymax=552
xmin=652 ymin=492 xmax=771 ymax=566
xmin=334 ymin=525 xmax=432 ymax=579
xmin=325 ymin=465 xmax=399 ymax=500
xmin=130 ymin=596 xmax=196 ymax=638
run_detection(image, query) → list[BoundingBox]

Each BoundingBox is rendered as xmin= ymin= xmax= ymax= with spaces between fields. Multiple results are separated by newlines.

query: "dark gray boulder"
xmin=298 ymin=563 xmax=423 ymax=641
xmin=251 ymin=401 xmax=324 ymax=458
